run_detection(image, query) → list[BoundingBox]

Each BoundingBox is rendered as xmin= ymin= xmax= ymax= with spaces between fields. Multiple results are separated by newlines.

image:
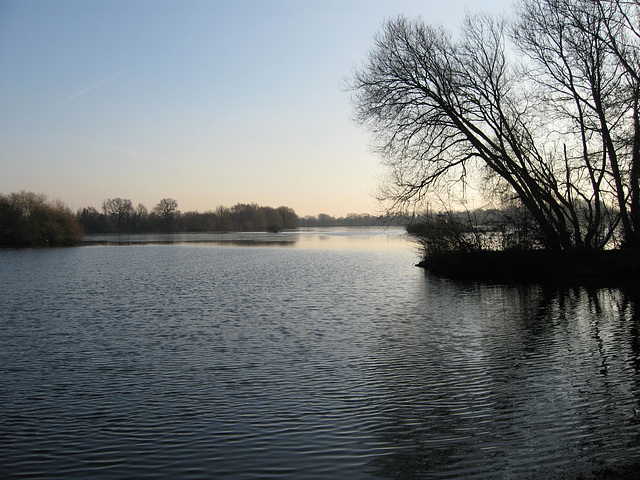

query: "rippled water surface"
xmin=1 ymin=228 xmax=639 ymax=479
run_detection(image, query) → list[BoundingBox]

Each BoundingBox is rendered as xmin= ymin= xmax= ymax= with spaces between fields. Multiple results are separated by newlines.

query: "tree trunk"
xmin=629 ymin=83 xmax=640 ymax=247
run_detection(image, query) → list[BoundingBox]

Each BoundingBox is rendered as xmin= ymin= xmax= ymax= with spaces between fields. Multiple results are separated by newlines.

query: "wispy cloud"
xmin=28 ymin=70 xmax=128 ymax=119
xmin=71 ymin=135 xmax=177 ymax=165
xmin=64 ymin=70 xmax=127 ymax=102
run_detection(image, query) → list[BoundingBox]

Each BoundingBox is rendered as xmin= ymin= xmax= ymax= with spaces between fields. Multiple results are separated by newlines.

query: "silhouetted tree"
xmin=78 ymin=198 xmax=300 ymax=234
xmin=129 ymin=203 xmax=149 ymax=231
xmin=153 ymin=198 xmax=179 ymax=231
xmin=262 ymin=207 xmax=283 ymax=233
xmin=102 ymin=198 xmax=133 ymax=233
xmin=214 ymin=206 xmax=234 ymax=231
xmin=0 ymin=191 xmax=83 ymax=246
xmin=351 ymin=0 xmax=640 ymax=250
xmin=317 ymin=213 xmax=334 ymax=227
xmin=277 ymin=206 xmax=300 ymax=229
xmin=77 ymin=206 xmax=109 ymax=233
xmin=229 ymin=203 xmax=264 ymax=231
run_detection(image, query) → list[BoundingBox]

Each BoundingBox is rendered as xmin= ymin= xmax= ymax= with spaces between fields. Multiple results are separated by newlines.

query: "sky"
xmin=0 ymin=0 xmax=513 ymax=217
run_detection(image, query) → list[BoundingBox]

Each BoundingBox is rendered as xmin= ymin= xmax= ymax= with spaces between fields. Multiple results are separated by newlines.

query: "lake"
xmin=1 ymin=227 xmax=639 ymax=479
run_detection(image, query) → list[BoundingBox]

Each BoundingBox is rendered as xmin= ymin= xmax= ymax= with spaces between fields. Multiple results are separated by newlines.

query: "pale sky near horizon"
xmin=0 ymin=0 xmax=513 ymax=217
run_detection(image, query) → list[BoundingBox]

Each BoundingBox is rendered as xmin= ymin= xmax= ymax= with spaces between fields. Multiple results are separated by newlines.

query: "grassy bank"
xmin=416 ymin=249 xmax=640 ymax=287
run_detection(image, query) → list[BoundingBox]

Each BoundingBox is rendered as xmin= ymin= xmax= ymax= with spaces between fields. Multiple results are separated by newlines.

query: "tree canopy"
xmin=0 ymin=191 xmax=83 ymax=246
xmin=77 ymin=200 xmax=301 ymax=234
xmin=351 ymin=0 xmax=640 ymax=250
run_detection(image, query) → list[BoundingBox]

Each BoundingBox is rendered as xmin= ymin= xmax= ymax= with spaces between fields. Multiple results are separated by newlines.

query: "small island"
xmin=407 ymin=211 xmax=640 ymax=287
xmin=416 ymin=248 xmax=640 ymax=287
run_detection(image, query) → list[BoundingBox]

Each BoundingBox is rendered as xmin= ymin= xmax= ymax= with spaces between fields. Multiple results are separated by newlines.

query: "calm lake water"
xmin=1 ymin=227 xmax=639 ymax=479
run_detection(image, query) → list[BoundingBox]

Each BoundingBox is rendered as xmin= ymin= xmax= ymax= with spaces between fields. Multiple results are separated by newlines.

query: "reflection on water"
xmin=0 ymin=233 xmax=639 ymax=479
xmin=368 ymin=282 xmax=640 ymax=479
xmin=82 ymin=226 xmax=410 ymax=250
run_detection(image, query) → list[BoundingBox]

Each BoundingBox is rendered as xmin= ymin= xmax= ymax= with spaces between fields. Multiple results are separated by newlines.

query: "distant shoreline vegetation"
xmin=0 ymin=191 xmax=406 ymax=247
xmin=77 ymin=198 xmax=301 ymax=235
xmin=4 ymin=190 xmax=640 ymax=287
xmin=76 ymin=197 xmax=406 ymax=234
xmin=0 ymin=191 xmax=83 ymax=247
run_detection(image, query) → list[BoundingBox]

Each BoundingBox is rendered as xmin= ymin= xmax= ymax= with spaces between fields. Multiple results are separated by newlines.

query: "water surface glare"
xmin=1 ymin=228 xmax=639 ymax=479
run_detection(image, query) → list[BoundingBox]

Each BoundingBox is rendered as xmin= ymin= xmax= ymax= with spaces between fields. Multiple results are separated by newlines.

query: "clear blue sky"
xmin=0 ymin=0 xmax=512 ymax=216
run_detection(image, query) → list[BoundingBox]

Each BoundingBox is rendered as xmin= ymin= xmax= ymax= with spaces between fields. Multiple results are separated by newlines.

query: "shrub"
xmin=407 ymin=213 xmax=483 ymax=259
xmin=0 ymin=192 xmax=84 ymax=246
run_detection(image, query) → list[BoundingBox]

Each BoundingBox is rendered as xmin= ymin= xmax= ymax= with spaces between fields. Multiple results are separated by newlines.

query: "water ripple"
xmin=1 ymin=246 xmax=639 ymax=478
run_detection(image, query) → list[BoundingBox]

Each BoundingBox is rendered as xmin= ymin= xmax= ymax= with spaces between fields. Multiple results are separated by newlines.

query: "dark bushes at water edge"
xmin=0 ymin=191 xmax=84 ymax=247
xmin=417 ymin=249 xmax=640 ymax=286
xmin=407 ymin=212 xmax=640 ymax=286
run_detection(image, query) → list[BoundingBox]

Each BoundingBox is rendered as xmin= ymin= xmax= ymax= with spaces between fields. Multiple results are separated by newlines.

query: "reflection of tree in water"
xmin=365 ymin=282 xmax=640 ymax=479
xmin=616 ymin=289 xmax=640 ymax=375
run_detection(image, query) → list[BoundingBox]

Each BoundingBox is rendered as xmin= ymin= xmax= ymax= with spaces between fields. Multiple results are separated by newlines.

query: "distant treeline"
xmin=299 ymin=213 xmax=409 ymax=227
xmin=77 ymin=198 xmax=301 ymax=234
xmin=77 ymin=197 xmax=410 ymax=234
xmin=0 ymin=191 xmax=83 ymax=246
xmin=0 ymin=191 xmax=409 ymax=247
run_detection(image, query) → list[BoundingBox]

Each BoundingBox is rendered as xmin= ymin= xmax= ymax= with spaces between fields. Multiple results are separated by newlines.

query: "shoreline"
xmin=416 ymin=249 xmax=640 ymax=288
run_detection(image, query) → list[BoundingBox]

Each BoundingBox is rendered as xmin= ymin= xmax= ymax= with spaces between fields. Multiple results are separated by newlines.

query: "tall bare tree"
xmin=153 ymin=198 xmax=179 ymax=231
xmin=351 ymin=0 xmax=640 ymax=250
xmin=102 ymin=197 xmax=133 ymax=233
xmin=513 ymin=0 xmax=640 ymax=247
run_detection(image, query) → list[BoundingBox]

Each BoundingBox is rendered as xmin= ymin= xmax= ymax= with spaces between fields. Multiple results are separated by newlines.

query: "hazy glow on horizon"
xmin=0 ymin=0 xmax=512 ymax=216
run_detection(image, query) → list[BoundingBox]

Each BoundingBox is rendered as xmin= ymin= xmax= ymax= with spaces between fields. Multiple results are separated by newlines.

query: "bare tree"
xmin=513 ymin=0 xmax=640 ymax=247
xmin=351 ymin=0 xmax=640 ymax=250
xmin=102 ymin=198 xmax=133 ymax=233
xmin=153 ymin=198 xmax=179 ymax=231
